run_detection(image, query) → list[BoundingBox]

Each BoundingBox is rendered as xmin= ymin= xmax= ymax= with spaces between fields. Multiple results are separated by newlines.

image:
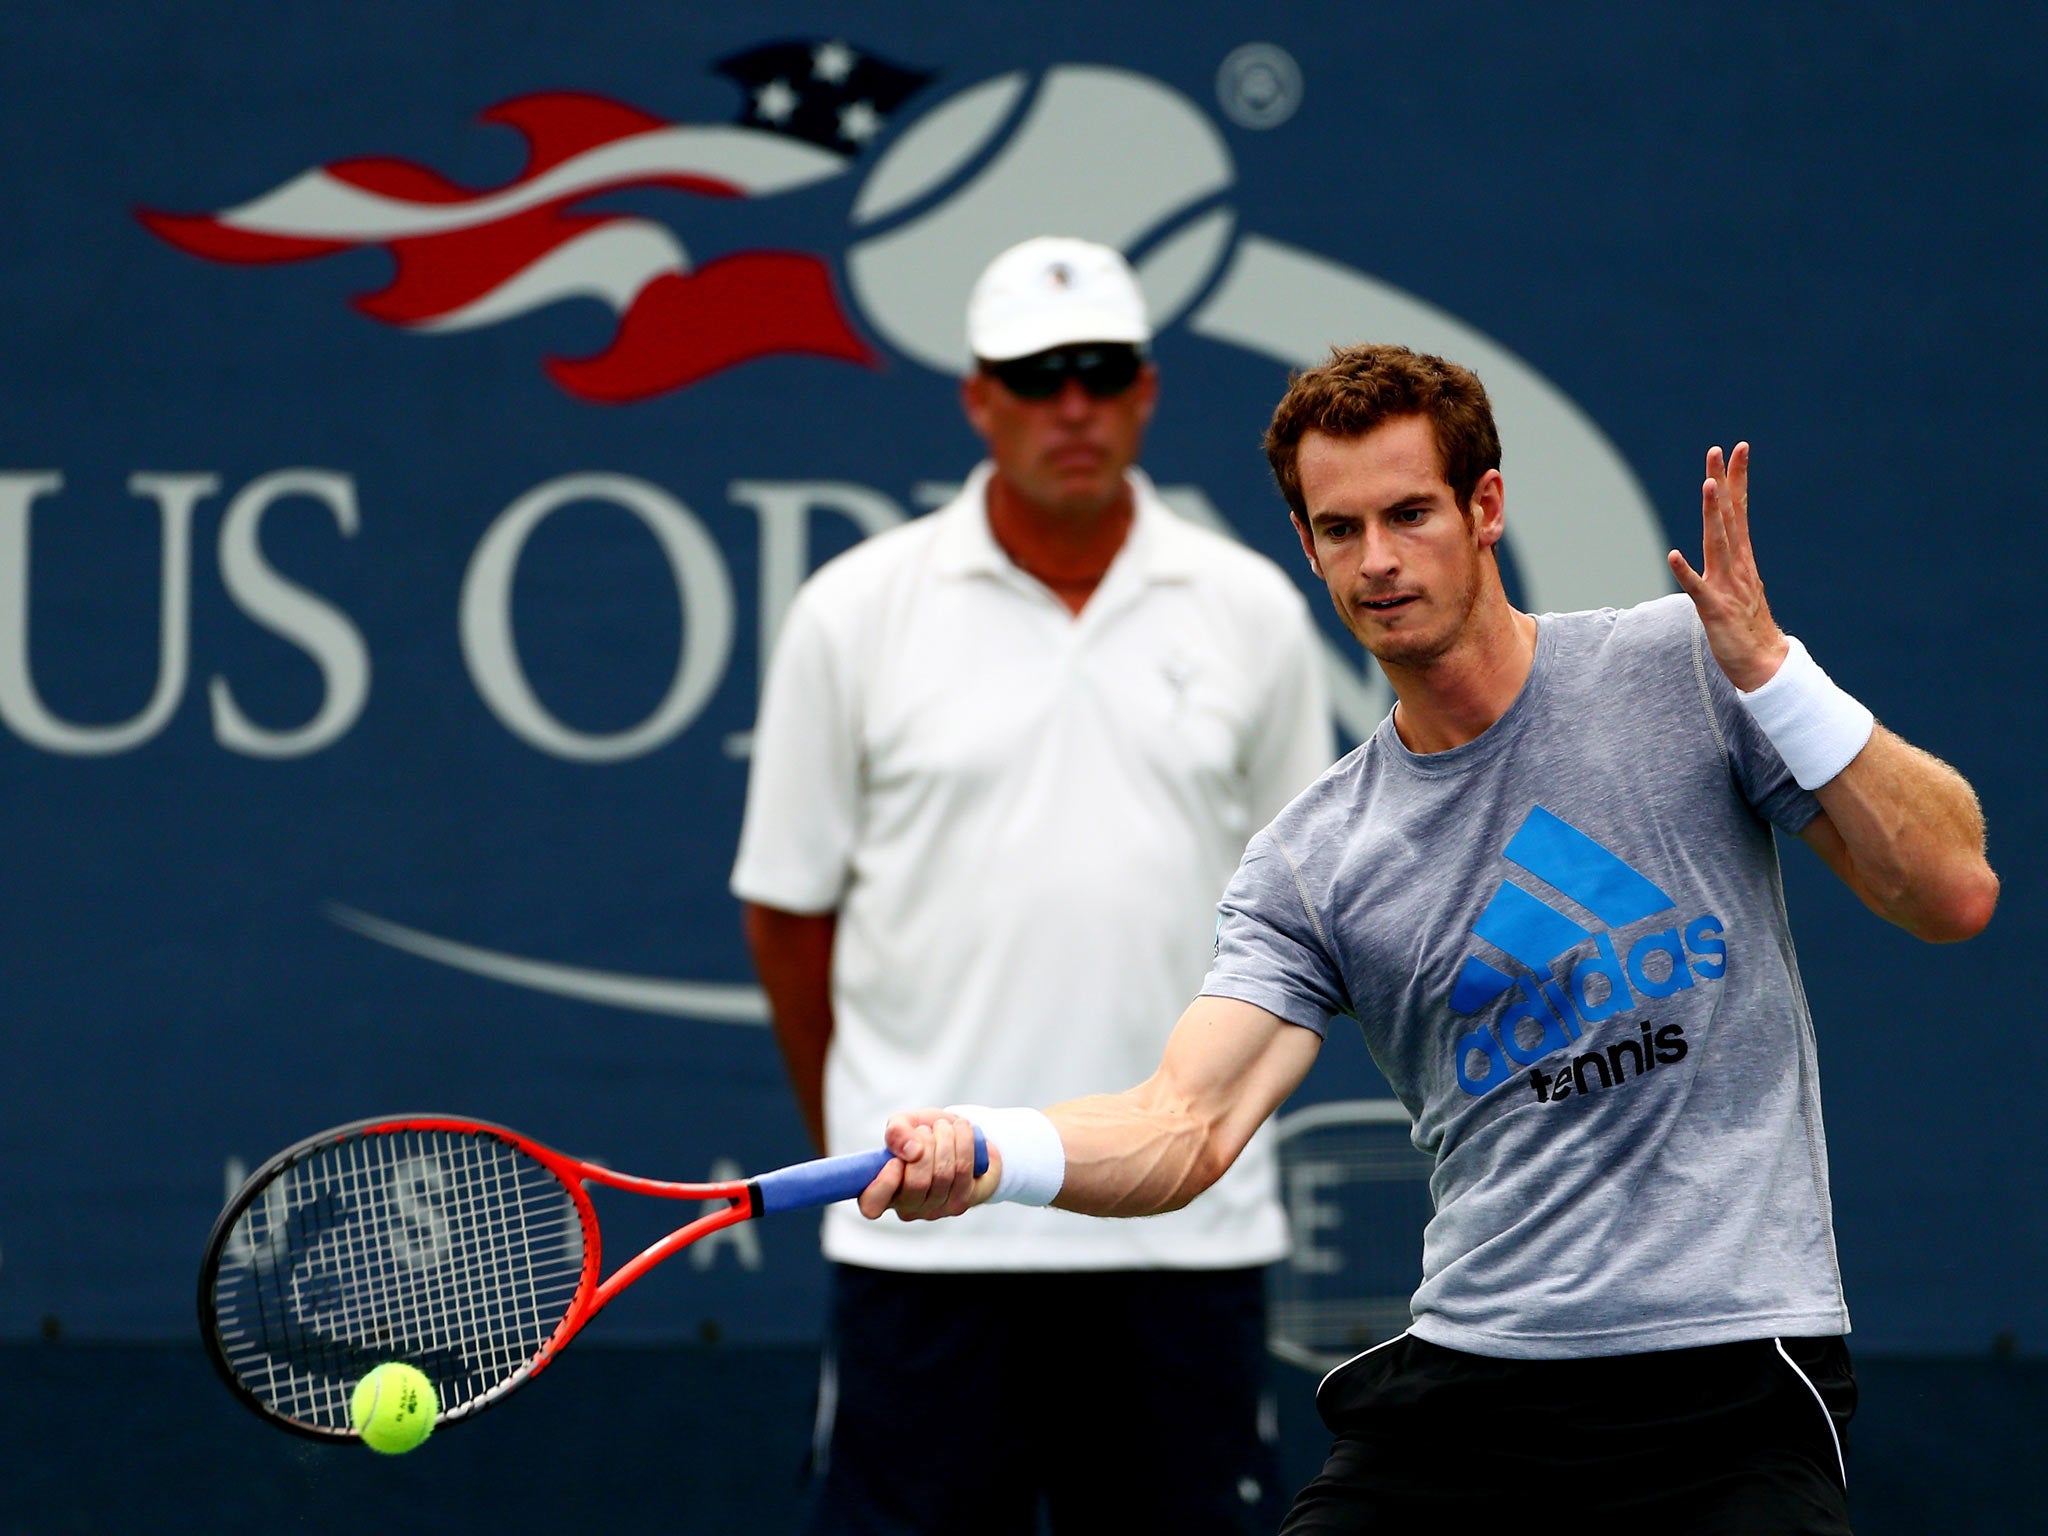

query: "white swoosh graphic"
xmin=227 ymin=127 xmax=847 ymax=241
xmin=326 ymin=903 xmax=768 ymax=1024
xmin=412 ymin=219 xmax=688 ymax=331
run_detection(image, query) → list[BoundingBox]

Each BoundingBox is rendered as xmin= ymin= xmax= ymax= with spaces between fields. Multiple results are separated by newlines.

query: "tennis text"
xmin=1528 ymin=1020 xmax=1689 ymax=1102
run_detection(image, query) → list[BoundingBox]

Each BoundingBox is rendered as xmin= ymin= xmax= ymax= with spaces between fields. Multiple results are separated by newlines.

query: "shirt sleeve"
xmin=1691 ymin=618 xmax=1821 ymax=834
xmin=1242 ymin=586 xmax=1338 ymax=829
xmin=729 ymin=586 xmax=862 ymax=913
xmin=1201 ymin=830 xmax=1351 ymax=1036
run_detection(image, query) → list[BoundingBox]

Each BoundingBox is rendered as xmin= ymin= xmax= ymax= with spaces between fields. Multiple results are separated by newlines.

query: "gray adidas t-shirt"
xmin=1206 ymin=594 xmax=1850 ymax=1358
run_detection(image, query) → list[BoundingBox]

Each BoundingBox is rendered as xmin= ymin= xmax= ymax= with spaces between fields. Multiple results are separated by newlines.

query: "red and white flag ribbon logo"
xmin=139 ymin=42 xmax=934 ymax=401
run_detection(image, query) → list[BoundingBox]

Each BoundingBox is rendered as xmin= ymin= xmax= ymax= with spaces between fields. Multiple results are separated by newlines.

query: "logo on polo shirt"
xmin=1449 ymin=806 xmax=1725 ymax=1098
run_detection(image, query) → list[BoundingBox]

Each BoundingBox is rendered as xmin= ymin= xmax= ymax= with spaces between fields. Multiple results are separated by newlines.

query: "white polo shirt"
xmin=730 ymin=463 xmax=1334 ymax=1271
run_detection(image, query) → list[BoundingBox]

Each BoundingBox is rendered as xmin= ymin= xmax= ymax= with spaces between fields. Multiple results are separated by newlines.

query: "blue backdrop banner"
xmin=1 ymin=1 xmax=2041 ymax=1354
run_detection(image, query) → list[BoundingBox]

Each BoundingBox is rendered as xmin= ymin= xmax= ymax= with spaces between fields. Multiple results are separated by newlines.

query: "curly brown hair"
xmin=1263 ymin=344 xmax=1501 ymax=516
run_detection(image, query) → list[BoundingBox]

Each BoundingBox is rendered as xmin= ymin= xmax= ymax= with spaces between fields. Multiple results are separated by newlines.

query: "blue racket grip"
xmin=751 ymin=1126 xmax=989 ymax=1217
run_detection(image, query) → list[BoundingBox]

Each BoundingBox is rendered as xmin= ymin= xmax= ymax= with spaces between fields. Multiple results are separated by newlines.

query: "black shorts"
xmin=1282 ymin=1333 xmax=1856 ymax=1536
xmin=810 ymin=1263 xmax=1280 ymax=1536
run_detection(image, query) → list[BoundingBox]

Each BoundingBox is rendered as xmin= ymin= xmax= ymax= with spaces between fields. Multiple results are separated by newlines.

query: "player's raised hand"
xmin=1667 ymin=442 xmax=1791 ymax=692
xmin=861 ymin=1109 xmax=998 ymax=1221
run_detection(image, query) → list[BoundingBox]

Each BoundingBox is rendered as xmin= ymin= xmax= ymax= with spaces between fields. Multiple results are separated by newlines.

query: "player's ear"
xmin=1291 ymin=512 xmax=1324 ymax=579
xmin=961 ymin=370 xmax=995 ymax=443
xmin=1132 ymin=361 xmax=1160 ymax=426
xmin=1469 ymin=469 xmax=1506 ymax=548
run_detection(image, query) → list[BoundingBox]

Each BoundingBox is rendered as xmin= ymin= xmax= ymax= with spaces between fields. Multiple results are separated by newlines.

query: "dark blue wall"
xmin=2 ymin=0 xmax=2042 ymax=1383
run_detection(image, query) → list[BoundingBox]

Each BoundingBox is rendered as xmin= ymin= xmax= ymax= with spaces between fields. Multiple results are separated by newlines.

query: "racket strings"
xmin=212 ymin=1129 xmax=586 ymax=1430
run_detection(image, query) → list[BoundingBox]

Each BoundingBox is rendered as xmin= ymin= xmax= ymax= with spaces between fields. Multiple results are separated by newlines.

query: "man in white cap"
xmin=730 ymin=236 xmax=1335 ymax=1533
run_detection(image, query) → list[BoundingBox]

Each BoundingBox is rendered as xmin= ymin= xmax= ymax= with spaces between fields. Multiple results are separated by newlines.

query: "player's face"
xmin=962 ymin=352 xmax=1158 ymax=520
xmin=1291 ymin=416 xmax=1506 ymax=668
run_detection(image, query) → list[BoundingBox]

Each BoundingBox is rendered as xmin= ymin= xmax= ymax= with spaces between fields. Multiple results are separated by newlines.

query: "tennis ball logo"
xmin=847 ymin=65 xmax=1240 ymax=374
xmin=351 ymin=1362 xmax=439 ymax=1455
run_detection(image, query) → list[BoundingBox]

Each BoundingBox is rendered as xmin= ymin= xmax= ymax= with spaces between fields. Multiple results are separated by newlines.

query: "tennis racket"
xmin=1267 ymin=1098 xmax=1434 ymax=1373
xmin=199 ymin=1113 xmax=985 ymax=1441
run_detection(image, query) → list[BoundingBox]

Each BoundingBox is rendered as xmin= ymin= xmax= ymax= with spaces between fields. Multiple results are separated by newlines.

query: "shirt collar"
xmin=928 ymin=462 xmax=1202 ymax=584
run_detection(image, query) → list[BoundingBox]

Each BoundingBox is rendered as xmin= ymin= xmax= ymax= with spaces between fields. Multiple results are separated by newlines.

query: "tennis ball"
xmin=350 ymin=1362 xmax=438 ymax=1454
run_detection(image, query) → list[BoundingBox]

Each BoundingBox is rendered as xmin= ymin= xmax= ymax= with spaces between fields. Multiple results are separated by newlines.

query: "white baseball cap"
xmin=964 ymin=236 xmax=1151 ymax=362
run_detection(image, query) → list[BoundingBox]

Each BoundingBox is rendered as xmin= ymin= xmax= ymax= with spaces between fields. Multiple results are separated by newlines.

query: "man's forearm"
xmin=742 ymin=903 xmax=838 ymax=1152
xmin=1046 ymin=1086 xmax=1228 ymax=1218
xmin=1048 ymin=1003 xmax=1324 ymax=1217
xmin=1804 ymin=726 xmax=1998 ymax=942
xmin=862 ymin=997 xmax=1322 ymax=1225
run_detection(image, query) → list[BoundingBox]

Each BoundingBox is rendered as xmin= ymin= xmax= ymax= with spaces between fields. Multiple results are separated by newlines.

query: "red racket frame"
xmin=201 ymin=1114 xmax=774 ymax=1438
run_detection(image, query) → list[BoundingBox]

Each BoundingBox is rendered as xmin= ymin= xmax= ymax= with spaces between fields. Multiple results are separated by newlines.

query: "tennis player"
xmin=860 ymin=345 xmax=1999 ymax=1533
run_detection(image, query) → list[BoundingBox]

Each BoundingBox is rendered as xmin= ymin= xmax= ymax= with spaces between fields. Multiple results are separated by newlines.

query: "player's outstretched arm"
xmin=858 ymin=997 xmax=1320 ymax=1222
xmin=1671 ymin=442 xmax=1998 ymax=943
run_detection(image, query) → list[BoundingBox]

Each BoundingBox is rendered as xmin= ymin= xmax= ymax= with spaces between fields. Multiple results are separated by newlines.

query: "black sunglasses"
xmin=983 ymin=344 xmax=1146 ymax=401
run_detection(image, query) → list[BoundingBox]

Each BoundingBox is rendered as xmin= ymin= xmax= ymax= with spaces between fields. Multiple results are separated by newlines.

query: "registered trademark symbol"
xmin=1216 ymin=42 xmax=1302 ymax=129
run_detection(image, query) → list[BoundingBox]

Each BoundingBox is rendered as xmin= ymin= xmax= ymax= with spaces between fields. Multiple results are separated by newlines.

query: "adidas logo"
xmin=1450 ymin=806 xmax=1726 ymax=1098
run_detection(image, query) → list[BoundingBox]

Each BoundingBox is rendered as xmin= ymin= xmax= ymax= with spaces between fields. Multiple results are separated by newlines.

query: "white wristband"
xmin=944 ymin=1104 xmax=1066 ymax=1206
xmin=1736 ymin=635 xmax=1874 ymax=790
